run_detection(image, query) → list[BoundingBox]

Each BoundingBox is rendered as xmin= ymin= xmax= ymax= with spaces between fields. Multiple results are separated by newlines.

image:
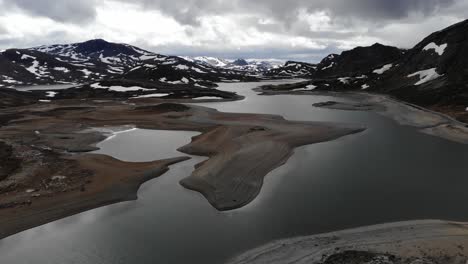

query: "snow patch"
xmin=53 ymin=67 xmax=70 ymax=73
xmin=373 ymin=64 xmax=393 ymax=74
xmin=292 ymin=84 xmax=317 ymax=91
xmin=361 ymin=84 xmax=370 ymax=90
xmin=423 ymin=42 xmax=447 ymax=56
xmin=407 ymin=68 xmax=443 ymax=85
xmin=174 ymin=64 xmax=189 ymax=70
xmin=25 ymin=60 xmax=41 ymax=76
xmin=192 ymin=67 xmax=207 ymax=74
xmin=46 ymin=91 xmax=57 ymax=98
xmin=79 ymin=69 xmax=92 ymax=76
xmin=21 ymin=54 xmax=36 ymax=60
xmin=338 ymin=77 xmax=351 ymax=84
xmin=322 ymin=62 xmax=334 ymax=70
xmin=91 ymin=83 xmax=151 ymax=92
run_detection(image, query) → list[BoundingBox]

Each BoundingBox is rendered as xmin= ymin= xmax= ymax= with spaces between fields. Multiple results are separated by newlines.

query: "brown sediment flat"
xmin=0 ymin=155 xmax=188 ymax=240
xmin=0 ymin=100 xmax=364 ymax=239
xmin=227 ymin=220 xmax=468 ymax=264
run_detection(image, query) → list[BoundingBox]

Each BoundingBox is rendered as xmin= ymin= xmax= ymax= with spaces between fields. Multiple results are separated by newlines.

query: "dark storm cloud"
xmin=0 ymin=0 xmax=97 ymax=24
xmin=0 ymin=0 xmax=464 ymax=61
xmin=116 ymin=0 xmax=456 ymax=25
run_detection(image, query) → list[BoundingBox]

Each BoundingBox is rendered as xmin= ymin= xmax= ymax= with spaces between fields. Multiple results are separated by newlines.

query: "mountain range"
xmin=0 ymin=19 xmax=467 ymax=121
xmin=0 ymin=39 xmax=264 ymax=89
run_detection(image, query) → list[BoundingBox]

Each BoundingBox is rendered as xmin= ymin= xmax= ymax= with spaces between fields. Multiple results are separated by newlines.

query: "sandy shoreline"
xmin=227 ymin=219 xmax=468 ymax=264
xmin=0 ymin=99 xmax=364 ymax=239
xmin=312 ymin=92 xmax=468 ymax=144
xmin=257 ymin=85 xmax=468 ymax=144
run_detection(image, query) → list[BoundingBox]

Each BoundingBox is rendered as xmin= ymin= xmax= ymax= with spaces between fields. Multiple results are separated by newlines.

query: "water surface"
xmin=12 ymin=84 xmax=77 ymax=91
xmin=0 ymin=80 xmax=467 ymax=264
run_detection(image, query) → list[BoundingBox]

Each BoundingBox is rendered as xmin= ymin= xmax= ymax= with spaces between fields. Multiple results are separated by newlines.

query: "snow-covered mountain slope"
xmin=263 ymin=20 xmax=468 ymax=121
xmin=265 ymin=61 xmax=317 ymax=77
xmin=122 ymin=55 xmax=259 ymax=87
xmin=0 ymin=49 xmax=105 ymax=87
xmin=373 ymin=19 xmax=468 ymax=108
xmin=181 ymin=56 xmax=231 ymax=68
xmin=30 ymin=39 xmax=165 ymax=75
xmin=180 ymin=56 xmax=284 ymax=73
xmin=0 ymin=39 xmax=262 ymax=88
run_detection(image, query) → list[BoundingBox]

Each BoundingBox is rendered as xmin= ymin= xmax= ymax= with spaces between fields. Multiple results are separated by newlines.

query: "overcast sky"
xmin=0 ymin=0 xmax=466 ymax=62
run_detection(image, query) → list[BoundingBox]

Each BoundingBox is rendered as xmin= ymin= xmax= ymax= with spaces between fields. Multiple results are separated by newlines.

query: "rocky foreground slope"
xmin=227 ymin=220 xmax=468 ymax=264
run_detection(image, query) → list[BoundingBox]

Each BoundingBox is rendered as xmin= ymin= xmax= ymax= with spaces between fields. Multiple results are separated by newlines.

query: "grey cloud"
xmin=117 ymin=0 xmax=456 ymax=26
xmin=1 ymin=0 xmax=97 ymax=24
xmin=0 ymin=0 xmax=465 ymax=61
xmin=0 ymin=30 xmax=81 ymax=50
xmin=0 ymin=24 xmax=7 ymax=34
xmin=136 ymin=39 xmax=341 ymax=63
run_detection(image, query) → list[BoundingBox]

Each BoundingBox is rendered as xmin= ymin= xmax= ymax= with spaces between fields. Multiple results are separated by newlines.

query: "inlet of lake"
xmin=0 ymin=80 xmax=467 ymax=264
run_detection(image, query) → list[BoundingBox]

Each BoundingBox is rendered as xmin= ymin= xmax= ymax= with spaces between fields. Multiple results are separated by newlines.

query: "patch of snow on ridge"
xmin=373 ymin=64 xmax=393 ymax=74
xmin=53 ymin=67 xmax=70 ymax=73
xmin=46 ymin=91 xmax=57 ymax=98
xmin=21 ymin=54 xmax=36 ymax=60
xmin=99 ymin=54 xmax=113 ymax=64
xmin=79 ymin=69 xmax=92 ymax=76
xmin=361 ymin=84 xmax=370 ymax=90
xmin=109 ymin=86 xmax=152 ymax=92
xmin=25 ymin=60 xmax=42 ymax=76
xmin=407 ymin=68 xmax=443 ymax=85
xmin=423 ymin=42 xmax=447 ymax=56
xmin=192 ymin=67 xmax=207 ymax=74
xmin=322 ymin=62 xmax=334 ymax=70
xmin=338 ymin=77 xmax=350 ymax=84
xmin=174 ymin=64 xmax=189 ymax=70
xmin=292 ymin=84 xmax=317 ymax=91
xmin=90 ymin=82 xmax=151 ymax=92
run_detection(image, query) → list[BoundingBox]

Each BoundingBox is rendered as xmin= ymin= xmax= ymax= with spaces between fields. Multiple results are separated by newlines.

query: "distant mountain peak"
xmin=232 ymin=59 xmax=248 ymax=66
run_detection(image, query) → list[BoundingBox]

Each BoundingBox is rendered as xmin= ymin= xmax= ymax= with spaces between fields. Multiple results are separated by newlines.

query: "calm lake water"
xmin=0 ymin=80 xmax=467 ymax=264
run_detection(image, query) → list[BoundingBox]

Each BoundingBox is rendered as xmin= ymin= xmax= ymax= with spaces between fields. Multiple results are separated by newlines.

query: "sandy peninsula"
xmin=0 ymin=99 xmax=364 ymax=239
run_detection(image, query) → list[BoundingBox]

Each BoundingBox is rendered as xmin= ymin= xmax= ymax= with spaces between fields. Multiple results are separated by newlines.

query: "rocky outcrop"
xmin=316 ymin=43 xmax=404 ymax=78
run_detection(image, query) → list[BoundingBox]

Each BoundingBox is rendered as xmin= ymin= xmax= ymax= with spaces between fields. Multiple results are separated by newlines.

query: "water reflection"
xmin=0 ymin=81 xmax=467 ymax=264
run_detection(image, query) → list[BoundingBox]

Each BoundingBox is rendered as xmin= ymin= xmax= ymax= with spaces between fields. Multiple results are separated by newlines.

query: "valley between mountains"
xmin=0 ymin=19 xmax=467 ymax=261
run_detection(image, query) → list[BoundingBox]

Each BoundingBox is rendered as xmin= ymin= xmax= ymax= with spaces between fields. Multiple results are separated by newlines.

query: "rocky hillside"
xmin=315 ymin=43 xmax=404 ymax=78
xmin=265 ymin=61 xmax=317 ymax=77
xmin=375 ymin=19 xmax=468 ymax=108
xmin=121 ymin=55 xmax=260 ymax=88
xmin=0 ymin=48 xmax=106 ymax=87
xmin=259 ymin=19 xmax=468 ymax=122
